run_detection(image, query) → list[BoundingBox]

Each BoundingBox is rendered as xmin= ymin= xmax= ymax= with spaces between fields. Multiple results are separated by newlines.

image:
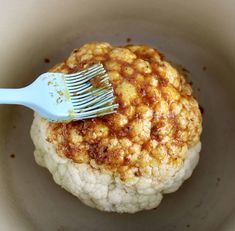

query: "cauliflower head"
xmin=31 ymin=42 xmax=202 ymax=213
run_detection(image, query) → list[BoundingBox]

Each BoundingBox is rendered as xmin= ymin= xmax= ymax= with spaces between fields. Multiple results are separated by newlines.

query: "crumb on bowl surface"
xmin=31 ymin=42 xmax=202 ymax=213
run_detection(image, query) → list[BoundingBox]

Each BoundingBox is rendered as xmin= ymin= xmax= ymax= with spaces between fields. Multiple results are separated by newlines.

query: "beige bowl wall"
xmin=0 ymin=0 xmax=235 ymax=230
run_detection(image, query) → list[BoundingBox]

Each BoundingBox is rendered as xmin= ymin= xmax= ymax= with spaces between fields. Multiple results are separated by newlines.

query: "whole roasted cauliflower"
xmin=31 ymin=42 xmax=202 ymax=213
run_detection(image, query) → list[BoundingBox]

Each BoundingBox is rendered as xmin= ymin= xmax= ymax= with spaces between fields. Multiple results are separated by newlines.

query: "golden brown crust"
xmin=47 ymin=42 xmax=202 ymax=180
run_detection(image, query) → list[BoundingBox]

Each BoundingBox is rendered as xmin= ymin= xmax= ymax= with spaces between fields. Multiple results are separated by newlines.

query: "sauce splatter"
xmin=10 ymin=154 xmax=15 ymax=159
xmin=216 ymin=177 xmax=221 ymax=186
xmin=44 ymin=58 xmax=50 ymax=63
xmin=202 ymin=66 xmax=207 ymax=71
xmin=182 ymin=67 xmax=190 ymax=73
xmin=199 ymin=104 xmax=204 ymax=115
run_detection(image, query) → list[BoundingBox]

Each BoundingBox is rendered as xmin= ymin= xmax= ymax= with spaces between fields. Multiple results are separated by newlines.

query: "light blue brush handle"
xmin=0 ymin=87 xmax=42 ymax=115
xmin=0 ymin=88 xmax=30 ymax=105
xmin=0 ymin=78 xmax=75 ymax=121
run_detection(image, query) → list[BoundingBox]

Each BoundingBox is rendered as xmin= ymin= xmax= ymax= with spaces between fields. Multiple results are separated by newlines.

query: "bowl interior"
xmin=1 ymin=1 xmax=235 ymax=230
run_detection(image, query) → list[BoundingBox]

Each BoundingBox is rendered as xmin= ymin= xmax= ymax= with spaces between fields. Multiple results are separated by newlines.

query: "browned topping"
xmin=47 ymin=42 xmax=202 ymax=180
xmin=90 ymin=76 xmax=106 ymax=89
xmin=134 ymin=169 xmax=142 ymax=177
xmin=44 ymin=58 xmax=50 ymax=63
xmin=202 ymin=66 xmax=207 ymax=71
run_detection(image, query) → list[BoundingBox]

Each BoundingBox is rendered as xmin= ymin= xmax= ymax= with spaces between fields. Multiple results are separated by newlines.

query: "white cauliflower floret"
xmin=31 ymin=114 xmax=201 ymax=213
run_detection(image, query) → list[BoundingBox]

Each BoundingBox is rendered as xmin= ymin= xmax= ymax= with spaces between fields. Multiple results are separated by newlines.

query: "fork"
xmin=0 ymin=63 xmax=118 ymax=122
